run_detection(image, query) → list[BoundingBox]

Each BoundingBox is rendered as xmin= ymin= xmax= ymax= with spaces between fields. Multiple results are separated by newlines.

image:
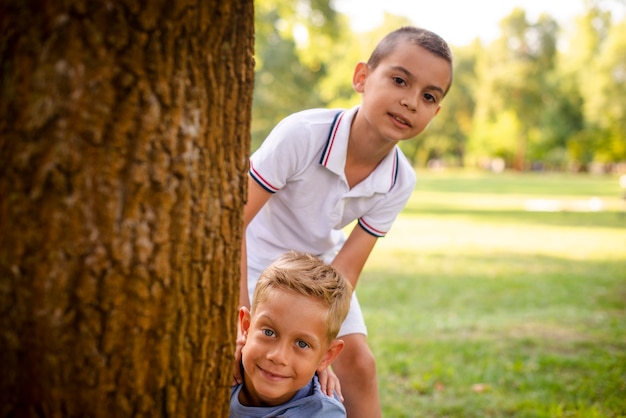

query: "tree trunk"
xmin=0 ymin=1 xmax=254 ymax=416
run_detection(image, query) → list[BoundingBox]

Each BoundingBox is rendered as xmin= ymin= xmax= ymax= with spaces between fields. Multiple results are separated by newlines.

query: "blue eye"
xmin=262 ymin=329 xmax=275 ymax=337
xmin=296 ymin=340 xmax=310 ymax=349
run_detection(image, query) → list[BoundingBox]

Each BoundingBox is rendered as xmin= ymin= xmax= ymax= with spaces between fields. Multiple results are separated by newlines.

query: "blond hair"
xmin=251 ymin=252 xmax=352 ymax=343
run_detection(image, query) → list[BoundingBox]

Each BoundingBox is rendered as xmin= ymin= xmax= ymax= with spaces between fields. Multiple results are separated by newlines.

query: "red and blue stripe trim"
xmin=358 ymin=217 xmax=386 ymax=237
xmin=389 ymin=148 xmax=399 ymax=191
xmin=249 ymin=161 xmax=279 ymax=193
xmin=319 ymin=111 xmax=344 ymax=166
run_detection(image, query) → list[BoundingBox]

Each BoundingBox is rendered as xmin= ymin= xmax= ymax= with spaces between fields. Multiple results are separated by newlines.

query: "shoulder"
xmin=251 ymin=108 xmax=346 ymax=168
xmin=304 ymin=375 xmax=347 ymax=417
xmin=284 ymin=107 xmax=345 ymax=124
xmin=274 ymin=108 xmax=346 ymax=138
xmin=390 ymin=146 xmax=417 ymax=197
xmin=229 ymin=378 xmax=346 ymax=418
xmin=395 ymin=147 xmax=415 ymax=176
xmin=395 ymin=147 xmax=417 ymax=186
xmin=275 ymin=376 xmax=346 ymax=417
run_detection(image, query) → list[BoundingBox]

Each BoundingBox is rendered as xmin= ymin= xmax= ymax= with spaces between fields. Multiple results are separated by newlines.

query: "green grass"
xmin=358 ymin=171 xmax=626 ymax=417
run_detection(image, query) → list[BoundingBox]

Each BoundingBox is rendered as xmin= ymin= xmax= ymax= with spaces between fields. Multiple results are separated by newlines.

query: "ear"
xmin=238 ymin=306 xmax=251 ymax=338
xmin=316 ymin=339 xmax=345 ymax=373
xmin=352 ymin=62 xmax=369 ymax=93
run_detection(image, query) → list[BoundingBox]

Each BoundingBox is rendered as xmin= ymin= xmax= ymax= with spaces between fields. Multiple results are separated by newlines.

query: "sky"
xmin=332 ymin=0 xmax=624 ymax=46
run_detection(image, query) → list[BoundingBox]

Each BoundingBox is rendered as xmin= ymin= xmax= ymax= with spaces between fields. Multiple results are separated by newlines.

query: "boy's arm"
xmin=331 ymin=224 xmax=378 ymax=290
xmin=239 ymin=174 xmax=273 ymax=308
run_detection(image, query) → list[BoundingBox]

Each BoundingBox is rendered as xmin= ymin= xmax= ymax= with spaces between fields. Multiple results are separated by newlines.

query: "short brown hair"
xmin=252 ymin=252 xmax=352 ymax=342
xmin=367 ymin=26 xmax=453 ymax=96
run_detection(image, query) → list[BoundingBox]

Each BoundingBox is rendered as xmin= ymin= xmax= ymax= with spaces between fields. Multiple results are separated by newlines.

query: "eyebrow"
xmin=390 ymin=65 xmax=445 ymax=97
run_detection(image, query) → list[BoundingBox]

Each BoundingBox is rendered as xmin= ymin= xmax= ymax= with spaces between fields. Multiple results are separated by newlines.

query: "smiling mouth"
xmin=259 ymin=366 xmax=288 ymax=381
xmin=389 ymin=113 xmax=411 ymax=127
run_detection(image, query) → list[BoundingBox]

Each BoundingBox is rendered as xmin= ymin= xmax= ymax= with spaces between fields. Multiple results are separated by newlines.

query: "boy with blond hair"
xmin=231 ymin=252 xmax=352 ymax=417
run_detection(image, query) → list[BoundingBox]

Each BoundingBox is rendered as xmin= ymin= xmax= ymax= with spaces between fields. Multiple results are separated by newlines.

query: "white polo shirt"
xmin=247 ymin=105 xmax=416 ymax=273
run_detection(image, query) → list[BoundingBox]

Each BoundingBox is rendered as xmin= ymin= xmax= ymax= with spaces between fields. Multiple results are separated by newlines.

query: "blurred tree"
xmin=531 ymin=70 xmax=584 ymax=170
xmin=252 ymin=0 xmax=341 ymax=150
xmin=468 ymin=8 xmax=559 ymax=170
xmin=560 ymin=3 xmax=614 ymax=169
xmin=252 ymin=1 xmax=625 ymax=170
xmin=0 ymin=0 xmax=253 ymax=416
xmin=580 ymin=19 xmax=626 ymax=163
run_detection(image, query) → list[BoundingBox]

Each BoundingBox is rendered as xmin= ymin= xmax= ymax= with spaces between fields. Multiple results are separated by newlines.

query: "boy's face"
xmin=353 ymin=40 xmax=451 ymax=142
xmin=238 ymin=289 xmax=343 ymax=407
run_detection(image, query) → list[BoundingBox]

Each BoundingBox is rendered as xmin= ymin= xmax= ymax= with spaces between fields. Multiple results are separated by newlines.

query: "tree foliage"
xmin=252 ymin=0 xmax=341 ymax=149
xmin=252 ymin=0 xmax=626 ymax=171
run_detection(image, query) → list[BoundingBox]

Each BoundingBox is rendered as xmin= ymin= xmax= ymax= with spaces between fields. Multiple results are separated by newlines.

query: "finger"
xmin=233 ymin=344 xmax=244 ymax=384
xmin=233 ymin=352 xmax=243 ymax=384
xmin=334 ymin=379 xmax=344 ymax=402
xmin=325 ymin=375 xmax=336 ymax=397
xmin=325 ymin=380 xmax=334 ymax=397
xmin=233 ymin=368 xmax=242 ymax=385
xmin=317 ymin=369 xmax=329 ymax=394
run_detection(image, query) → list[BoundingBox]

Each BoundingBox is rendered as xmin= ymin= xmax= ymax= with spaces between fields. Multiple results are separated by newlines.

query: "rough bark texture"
xmin=0 ymin=0 xmax=254 ymax=416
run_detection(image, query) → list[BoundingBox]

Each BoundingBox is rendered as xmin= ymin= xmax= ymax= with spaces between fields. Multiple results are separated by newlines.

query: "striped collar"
xmin=319 ymin=107 xmax=400 ymax=193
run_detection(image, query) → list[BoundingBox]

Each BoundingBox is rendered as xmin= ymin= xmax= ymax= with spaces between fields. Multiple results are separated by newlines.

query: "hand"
xmin=232 ymin=320 xmax=246 ymax=386
xmin=317 ymin=367 xmax=344 ymax=402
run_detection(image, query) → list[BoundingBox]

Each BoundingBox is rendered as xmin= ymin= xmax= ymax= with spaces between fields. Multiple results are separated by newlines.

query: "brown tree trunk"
xmin=0 ymin=0 xmax=254 ymax=416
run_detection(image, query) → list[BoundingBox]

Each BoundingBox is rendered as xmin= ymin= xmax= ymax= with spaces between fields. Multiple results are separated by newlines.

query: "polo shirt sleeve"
xmin=358 ymin=158 xmax=416 ymax=237
xmin=249 ymin=114 xmax=314 ymax=194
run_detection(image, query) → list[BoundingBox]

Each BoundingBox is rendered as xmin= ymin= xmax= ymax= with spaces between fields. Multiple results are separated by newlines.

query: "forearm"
xmin=330 ymin=225 xmax=378 ymax=290
xmin=239 ymin=176 xmax=273 ymax=308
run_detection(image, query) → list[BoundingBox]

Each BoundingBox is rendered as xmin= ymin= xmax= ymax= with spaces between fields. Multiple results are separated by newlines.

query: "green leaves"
xmin=252 ymin=2 xmax=626 ymax=169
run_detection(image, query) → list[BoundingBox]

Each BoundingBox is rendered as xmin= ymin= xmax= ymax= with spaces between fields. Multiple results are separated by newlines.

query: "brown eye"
xmin=424 ymin=93 xmax=436 ymax=103
xmin=392 ymin=76 xmax=406 ymax=86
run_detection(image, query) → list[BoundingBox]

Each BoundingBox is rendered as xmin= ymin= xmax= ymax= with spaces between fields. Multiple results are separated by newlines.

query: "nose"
xmin=266 ymin=342 xmax=289 ymax=365
xmin=401 ymin=96 xmax=417 ymax=112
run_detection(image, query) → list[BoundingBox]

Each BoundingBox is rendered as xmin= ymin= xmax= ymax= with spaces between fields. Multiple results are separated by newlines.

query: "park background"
xmin=252 ymin=0 xmax=625 ymax=416
xmin=252 ymin=0 xmax=625 ymax=173
xmin=0 ymin=1 xmax=623 ymax=416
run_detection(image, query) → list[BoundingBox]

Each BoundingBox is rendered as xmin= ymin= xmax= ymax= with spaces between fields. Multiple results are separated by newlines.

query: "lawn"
xmin=358 ymin=171 xmax=626 ymax=417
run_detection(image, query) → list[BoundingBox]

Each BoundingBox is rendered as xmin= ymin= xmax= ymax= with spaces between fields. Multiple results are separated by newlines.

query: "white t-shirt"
xmin=247 ymin=105 xmax=416 ymax=273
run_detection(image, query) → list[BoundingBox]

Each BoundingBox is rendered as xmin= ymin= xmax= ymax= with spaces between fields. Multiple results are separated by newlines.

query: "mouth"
xmin=388 ymin=112 xmax=412 ymax=128
xmin=258 ymin=366 xmax=288 ymax=382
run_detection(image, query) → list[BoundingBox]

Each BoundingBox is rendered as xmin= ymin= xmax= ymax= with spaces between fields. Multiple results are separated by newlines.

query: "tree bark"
xmin=0 ymin=0 xmax=254 ymax=416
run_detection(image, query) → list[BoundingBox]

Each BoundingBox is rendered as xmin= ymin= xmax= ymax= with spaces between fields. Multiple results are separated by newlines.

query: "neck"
xmin=349 ymin=111 xmax=397 ymax=165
